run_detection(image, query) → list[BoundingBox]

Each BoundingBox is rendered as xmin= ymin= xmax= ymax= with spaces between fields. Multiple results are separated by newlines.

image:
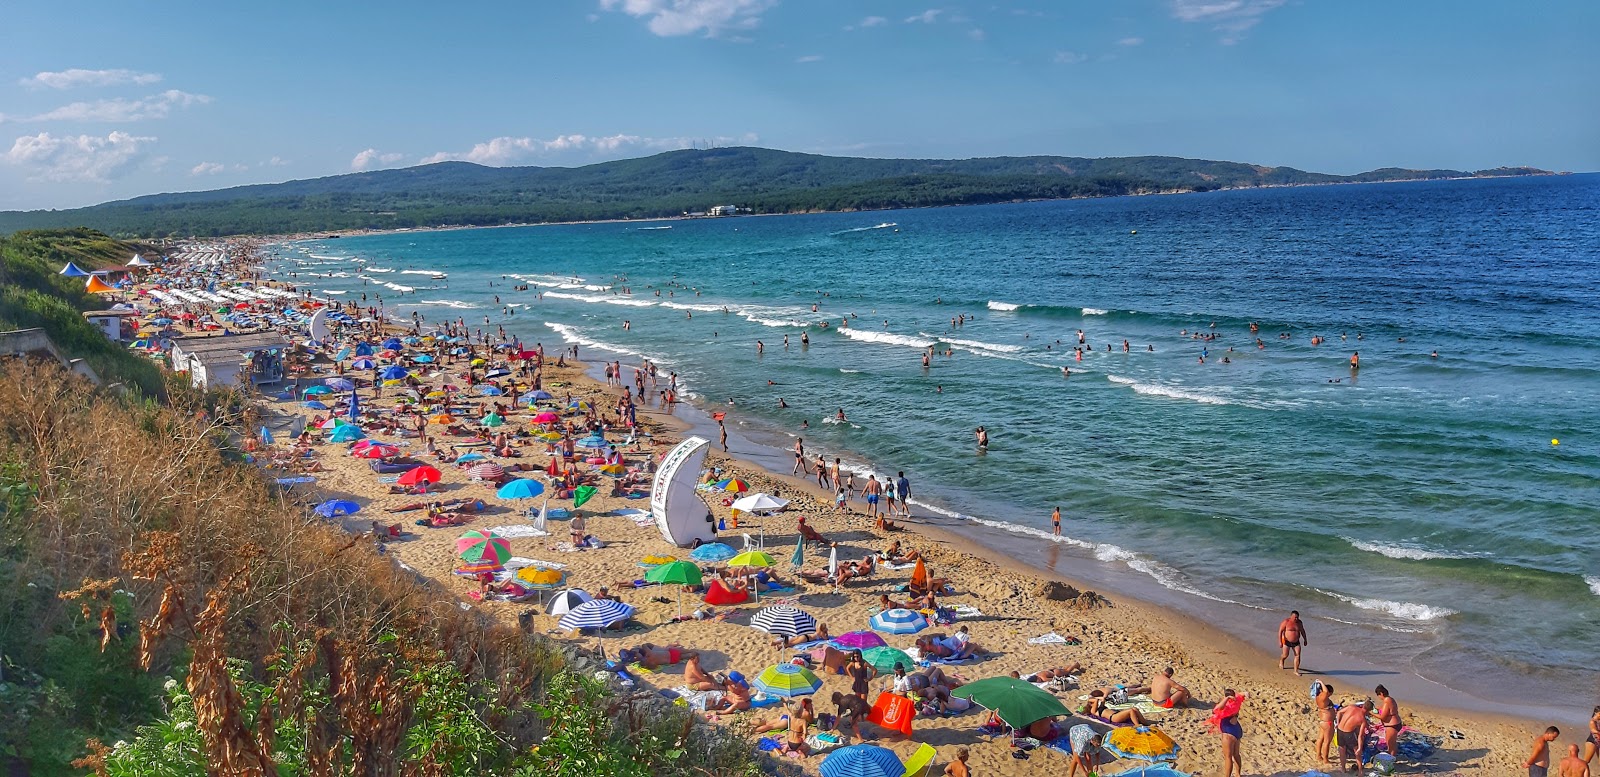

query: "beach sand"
xmin=256 ymin=349 xmax=1543 ymax=777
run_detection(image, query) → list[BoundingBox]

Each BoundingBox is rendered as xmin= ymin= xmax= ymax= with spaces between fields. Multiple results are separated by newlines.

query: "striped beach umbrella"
xmin=820 ymin=745 xmax=903 ymax=777
xmin=546 ymin=588 xmax=593 ymax=615
xmin=558 ymin=599 xmax=635 ymax=631
xmin=455 ymin=530 xmax=510 ymax=565
xmin=750 ymin=605 xmax=818 ymax=637
xmin=752 ymin=663 xmax=822 ymax=698
xmin=869 ymin=608 xmax=929 ymax=635
xmin=466 ymin=462 xmax=505 ymax=481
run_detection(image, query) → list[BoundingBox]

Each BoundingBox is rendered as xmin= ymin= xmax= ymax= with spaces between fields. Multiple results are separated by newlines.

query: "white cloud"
xmin=860 ymin=15 xmax=887 ymax=27
xmin=266 ymin=156 xmax=288 ymax=166
xmin=3 ymin=131 xmax=157 ymax=182
xmin=599 ymin=0 xmax=775 ymax=37
xmin=796 ymin=54 xmax=823 ymax=63
xmin=1118 ymin=36 xmax=1144 ymax=46
xmin=1053 ymin=50 xmax=1088 ymax=64
xmin=30 ymin=90 xmax=211 ymax=123
xmin=190 ymin=161 xmax=225 ymax=175
xmin=1170 ymin=0 xmax=1285 ymax=43
xmin=968 ymin=28 xmax=986 ymax=41
xmin=22 ymin=68 xmax=162 ymax=89
xmin=904 ymin=9 xmax=943 ymax=23
xmin=420 ymin=132 xmax=760 ymax=166
xmin=351 ymin=148 xmax=406 ymax=171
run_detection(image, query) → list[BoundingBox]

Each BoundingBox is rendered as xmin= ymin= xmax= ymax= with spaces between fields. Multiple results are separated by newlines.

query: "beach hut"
xmin=649 ymin=436 xmax=714 ymax=548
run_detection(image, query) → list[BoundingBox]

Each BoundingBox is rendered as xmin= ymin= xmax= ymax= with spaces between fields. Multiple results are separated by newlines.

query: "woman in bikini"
xmin=1373 ymin=685 xmax=1402 ymax=757
xmin=1314 ymin=682 xmax=1336 ymax=766
xmin=1080 ymin=690 xmax=1148 ymax=726
xmin=1585 ymin=705 xmax=1600 ymax=764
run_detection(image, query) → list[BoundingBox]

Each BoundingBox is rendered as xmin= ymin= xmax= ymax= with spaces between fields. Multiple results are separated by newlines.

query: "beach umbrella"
xmin=1103 ymin=726 xmax=1181 ymax=764
xmin=379 ymin=365 xmax=409 ymax=381
xmin=347 ymin=390 xmax=361 ymax=422
xmin=466 ymin=462 xmax=505 ymax=481
xmin=470 ymin=357 xmax=486 ymax=367
xmin=869 ymin=608 xmax=929 ymax=635
xmin=456 ymin=530 xmax=511 ymax=565
xmin=431 ymin=413 xmax=457 ymax=424
xmin=528 ymin=390 xmax=554 ymax=401
xmin=382 ymin=337 xmax=403 ymax=349
xmin=497 ymin=478 xmax=545 ymax=500
xmin=328 ymin=425 xmax=366 ymax=443
xmin=352 ymin=357 xmax=376 ymax=370
xmin=790 ymin=535 xmax=805 ymax=568
xmin=303 ymin=400 xmax=330 ymax=410
xmin=731 ymin=493 xmax=789 ymax=513
xmin=151 ymin=317 xmax=174 ymax=326
xmin=1104 ymin=766 xmax=1190 ymax=777
xmin=751 ymin=605 xmax=818 ymax=638
xmin=481 ymin=413 xmax=505 ymax=427
xmin=397 ymin=465 xmax=441 ymax=485
xmin=303 ymin=385 xmax=332 ymax=395
xmin=713 ymin=477 xmax=749 ymax=493
xmin=546 ymin=588 xmax=593 ymax=615
xmin=414 ymin=354 xmax=434 ymax=363
xmin=324 ymin=377 xmax=354 ymax=391
xmin=259 ymin=426 xmax=274 ymax=446
xmin=572 ymin=485 xmax=597 ymax=508
xmin=830 ymin=631 xmax=888 ymax=651
xmin=861 ymin=646 xmax=915 ymax=674
xmin=356 ymin=443 xmax=399 ymax=459
xmin=950 ymin=676 xmax=1070 ymax=730
xmin=752 ymin=663 xmax=822 ymax=698
xmin=425 ymin=390 xmax=448 ymax=400
xmin=478 ymin=385 xmax=503 ymax=396
xmin=485 ymin=368 xmax=511 ymax=379
xmin=317 ymin=418 xmax=344 ymax=430
xmin=456 ymin=451 xmax=487 ymax=463
xmin=532 ymin=411 xmax=560 ymax=424
xmin=729 ymin=550 xmax=775 ymax=569
xmin=644 ymin=560 xmax=703 ymax=614
xmin=820 ymin=745 xmax=903 ymax=777
xmin=314 ymin=499 xmax=361 ymax=518
xmin=829 ymin=544 xmax=838 ymax=581
xmin=354 ymin=343 xmax=375 ymax=356
xmin=577 ymin=435 xmax=608 ymax=449
xmin=558 ymin=599 xmax=636 ymax=655
xmin=59 ymin=262 xmax=91 ymax=277
xmin=379 ymin=350 xmax=401 ymax=359
xmin=690 ymin=542 xmax=737 ymax=563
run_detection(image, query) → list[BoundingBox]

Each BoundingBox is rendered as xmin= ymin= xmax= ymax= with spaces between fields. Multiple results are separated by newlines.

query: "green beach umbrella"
xmin=951 ymin=676 xmax=1070 ymax=730
xmin=482 ymin=412 xmax=505 ymax=427
xmin=790 ymin=535 xmax=804 ymax=568
xmin=644 ymin=560 xmax=703 ymax=615
xmin=572 ymin=485 xmax=597 ymax=509
xmin=860 ymin=646 xmax=915 ymax=674
xmin=455 ymin=529 xmax=511 ymax=566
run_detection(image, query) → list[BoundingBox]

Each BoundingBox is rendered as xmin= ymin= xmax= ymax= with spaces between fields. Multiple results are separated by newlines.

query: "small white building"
xmin=83 ymin=309 xmax=141 ymax=342
xmin=708 ymin=205 xmax=739 ymax=217
xmin=168 ymin=332 xmax=291 ymax=390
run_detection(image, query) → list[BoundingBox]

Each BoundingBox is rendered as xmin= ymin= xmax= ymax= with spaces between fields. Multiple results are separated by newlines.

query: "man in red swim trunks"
xmin=1150 ymin=667 xmax=1190 ymax=708
xmin=1278 ymin=610 xmax=1308 ymax=675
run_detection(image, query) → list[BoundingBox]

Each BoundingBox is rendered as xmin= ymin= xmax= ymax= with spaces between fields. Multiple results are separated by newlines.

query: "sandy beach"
xmin=243 ymin=336 xmax=1546 ymax=777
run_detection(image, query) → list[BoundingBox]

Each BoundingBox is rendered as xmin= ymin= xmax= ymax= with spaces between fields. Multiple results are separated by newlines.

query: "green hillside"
xmin=0 ymin=147 xmax=1550 ymax=237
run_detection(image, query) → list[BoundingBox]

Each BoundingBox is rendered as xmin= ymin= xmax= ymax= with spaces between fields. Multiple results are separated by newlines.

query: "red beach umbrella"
xmin=398 ymin=465 xmax=442 ymax=485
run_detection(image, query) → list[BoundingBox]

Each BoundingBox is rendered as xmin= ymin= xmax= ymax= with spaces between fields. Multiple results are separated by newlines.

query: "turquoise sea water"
xmin=268 ymin=174 xmax=1600 ymax=712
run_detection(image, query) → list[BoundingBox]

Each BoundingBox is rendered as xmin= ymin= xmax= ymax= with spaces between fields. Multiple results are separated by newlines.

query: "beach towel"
xmin=502 ymin=556 xmax=566 ymax=570
xmin=484 ymin=525 xmax=549 ymax=539
xmin=867 ymin=692 xmax=916 ymax=736
xmin=879 ymin=561 xmax=917 ymax=571
xmin=1027 ymin=631 xmax=1080 ymax=645
xmin=949 ymin=604 xmax=985 ymax=620
xmin=1078 ymin=692 xmax=1165 ymax=719
xmin=667 ymin=686 xmax=720 ymax=711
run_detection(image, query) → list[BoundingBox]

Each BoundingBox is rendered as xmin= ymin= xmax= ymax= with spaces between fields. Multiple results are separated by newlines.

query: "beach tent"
xmin=126 ymin=254 xmax=153 ymax=267
xmin=59 ymin=262 xmax=92 ymax=277
xmin=85 ymin=275 xmax=118 ymax=293
xmin=649 ymin=436 xmax=714 ymax=547
xmin=307 ymin=309 xmax=330 ymax=342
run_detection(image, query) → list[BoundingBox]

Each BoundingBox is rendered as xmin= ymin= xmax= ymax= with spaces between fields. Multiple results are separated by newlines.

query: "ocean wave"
xmin=1343 ymin=537 xmax=1481 ymax=561
xmin=381 ymin=282 xmax=416 ymax=293
xmin=307 ymin=253 xmax=347 ymax=261
xmin=554 ymin=283 xmax=613 ymax=291
xmin=660 ymin=300 xmax=724 ymax=312
xmin=320 ymin=289 xmax=347 ymax=295
xmin=839 ymin=368 xmax=861 ymax=374
xmin=920 ymin=333 xmax=1025 ymax=354
xmin=511 ymin=273 xmax=586 ymax=286
xmin=1312 ymin=588 xmax=1456 ymax=621
xmin=1082 ymin=308 xmax=1109 ymax=316
xmin=1587 ymin=576 xmax=1600 ymax=597
xmin=543 ymin=322 xmax=644 ymax=359
xmin=1106 ymin=374 xmax=1231 ymax=406
xmin=400 ymin=269 xmax=445 ymax=276
xmin=821 ymin=417 xmax=863 ymax=429
xmin=987 ymin=300 xmax=1022 ymax=312
xmin=412 ymin=299 xmax=479 ymax=309
xmin=368 ymin=267 xmax=395 ymax=273
xmin=542 ymin=291 xmax=655 ymax=308
xmin=836 ymin=328 xmax=936 ymax=349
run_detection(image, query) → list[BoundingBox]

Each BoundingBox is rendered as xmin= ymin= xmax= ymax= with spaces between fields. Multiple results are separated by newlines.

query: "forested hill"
xmin=0 ymin=147 xmax=1549 ymax=237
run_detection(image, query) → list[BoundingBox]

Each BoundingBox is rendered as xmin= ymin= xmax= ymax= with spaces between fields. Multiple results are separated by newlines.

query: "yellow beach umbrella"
xmin=470 ymin=358 xmax=486 ymax=366
xmin=431 ymin=413 xmax=456 ymax=424
xmin=729 ymin=550 xmax=775 ymax=568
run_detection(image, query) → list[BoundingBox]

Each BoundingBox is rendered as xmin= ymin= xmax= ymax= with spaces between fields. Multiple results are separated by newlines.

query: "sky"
xmin=1 ymin=1 xmax=1595 ymax=210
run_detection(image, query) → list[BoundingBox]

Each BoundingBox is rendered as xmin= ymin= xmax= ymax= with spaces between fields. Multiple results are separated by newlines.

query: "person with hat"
xmin=711 ymin=671 xmax=752 ymax=714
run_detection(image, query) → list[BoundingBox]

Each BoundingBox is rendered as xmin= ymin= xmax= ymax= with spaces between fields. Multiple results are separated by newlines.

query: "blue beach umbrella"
xmin=382 ymin=337 xmax=402 ymax=350
xmin=414 ymin=354 xmax=434 ymax=363
xmin=577 ymin=435 xmax=608 ymax=449
xmin=152 ymin=317 xmax=174 ymax=326
xmin=528 ymin=389 xmax=554 ymax=401
xmin=303 ymin=385 xmax=333 ymax=396
xmin=497 ymin=479 xmax=545 ymax=500
xmin=259 ymin=426 xmax=274 ymax=445
xmin=303 ymin=400 xmax=330 ymax=410
xmin=314 ymin=499 xmax=361 ymax=518
xmin=379 ymin=365 xmax=409 ymax=381
xmin=324 ymin=377 xmax=354 ymax=391
xmin=455 ymin=451 xmax=487 ymax=463
xmin=352 ymin=357 xmax=376 ymax=370
xmin=820 ymin=745 xmax=904 ymax=777
xmin=328 ymin=425 xmax=366 ymax=443
xmin=403 ymin=336 xmax=421 ymax=345
xmin=478 ymin=385 xmax=503 ymax=396
xmin=354 ymin=343 xmax=375 ymax=356
xmin=869 ymin=608 xmax=930 ymax=635
xmin=347 ymin=391 xmax=361 ymax=422
xmin=690 ymin=542 xmax=738 ymax=563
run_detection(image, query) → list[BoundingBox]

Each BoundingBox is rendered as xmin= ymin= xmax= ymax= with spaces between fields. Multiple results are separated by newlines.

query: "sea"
xmin=265 ymin=173 xmax=1600 ymax=718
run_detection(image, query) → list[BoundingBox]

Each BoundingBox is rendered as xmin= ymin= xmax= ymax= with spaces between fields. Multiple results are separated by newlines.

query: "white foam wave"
xmin=307 ymin=253 xmax=347 ymax=261
xmin=835 ymin=222 xmax=898 ymax=234
xmin=987 ymin=300 xmax=1022 ymax=312
xmin=820 ymin=417 xmax=862 ymax=428
xmin=412 ymin=299 xmax=479 ymax=310
xmin=542 ymin=291 xmax=655 ymax=308
xmin=400 ymin=269 xmax=444 ymax=276
xmin=543 ymin=322 xmax=643 ymax=359
xmin=1106 ymin=374 xmax=1231 ymax=406
xmin=839 ymin=368 xmax=861 ymax=374
xmin=1082 ymin=307 xmax=1109 ymax=316
xmin=381 ymin=282 xmax=416 ymax=293
xmin=836 ymin=328 xmax=936 ymax=349
xmin=510 ymin=273 xmax=586 ymax=286
xmin=1313 ymin=588 xmax=1456 ymax=621
xmin=920 ymin=333 xmax=1025 ymax=353
xmin=660 ymin=300 xmax=723 ymax=312
xmin=320 ymin=289 xmax=347 ymax=295
xmin=1587 ymin=576 xmax=1600 ymax=597
xmin=1344 ymin=538 xmax=1478 ymax=561
xmin=368 ymin=267 xmax=395 ymax=273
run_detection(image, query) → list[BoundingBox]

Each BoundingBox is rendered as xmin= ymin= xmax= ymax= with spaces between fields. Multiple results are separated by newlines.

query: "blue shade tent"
xmin=303 ymin=400 xmax=330 ymax=410
xmin=59 ymin=262 xmax=92 ymax=277
xmin=328 ymin=425 xmax=366 ymax=443
xmin=303 ymin=385 xmax=333 ymax=395
xmin=379 ymin=366 xmax=409 ymax=381
xmin=382 ymin=337 xmax=403 ymax=349
xmin=478 ymin=385 xmax=503 ymax=396
xmin=314 ymin=499 xmax=361 ymax=517
xmin=413 ymin=354 xmax=435 ymax=363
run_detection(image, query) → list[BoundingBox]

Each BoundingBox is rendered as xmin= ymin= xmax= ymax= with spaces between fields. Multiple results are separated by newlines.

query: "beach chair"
xmin=901 ymin=743 xmax=936 ymax=777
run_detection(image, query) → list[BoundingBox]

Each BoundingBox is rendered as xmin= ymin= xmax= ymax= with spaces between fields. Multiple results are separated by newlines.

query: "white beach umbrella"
xmin=731 ymin=493 xmax=789 ymax=513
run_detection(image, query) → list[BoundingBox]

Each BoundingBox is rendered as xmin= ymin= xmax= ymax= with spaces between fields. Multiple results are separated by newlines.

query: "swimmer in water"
xmin=975 ymin=426 xmax=989 ymax=450
xmin=777 ymin=398 xmax=788 ymax=408
xmin=836 ymin=408 xmax=848 ymax=423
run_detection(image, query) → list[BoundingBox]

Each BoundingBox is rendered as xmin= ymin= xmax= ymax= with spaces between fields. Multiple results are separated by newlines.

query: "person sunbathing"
xmin=683 ymin=653 xmax=719 ymax=691
xmin=908 ymin=577 xmax=952 ymax=600
xmin=881 ymin=541 xmax=921 ymax=563
xmin=879 ymin=594 xmax=908 ymax=611
xmin=774 ymin=623 xmax=830 ymax=648
xmin=1016 ymin=663 xmax=1084 ymax=683
xmin=797 ymin=568 xmax=837 ymax=585
xmin=875 ymin=514 xmax=902 ymax=532
xmin=1080 ymin=690 xmax=1147 ymax=726
xmin=628 ymin=643 xmax=695 ymax=670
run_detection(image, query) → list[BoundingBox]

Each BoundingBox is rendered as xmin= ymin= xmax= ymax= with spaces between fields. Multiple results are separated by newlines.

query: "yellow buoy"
xmin=1552 ymin=439 xmax=1560 ymax=446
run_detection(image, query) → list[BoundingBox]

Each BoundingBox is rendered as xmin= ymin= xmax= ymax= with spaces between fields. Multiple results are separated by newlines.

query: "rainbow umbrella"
xmin=1103 ymin=726 xmax=1181 ymax=764
xmin=752 ymin=663 xmax=822 ymax=698
xmin=713 ymin=478 xmax=749 ymax=493
xmin=455 ymin=530 xmax=510 ymax=565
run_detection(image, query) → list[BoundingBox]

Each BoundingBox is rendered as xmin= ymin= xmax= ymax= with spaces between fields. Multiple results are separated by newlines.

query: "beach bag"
xmin=868 ymin=692 xmax=915 ymax=736
xmin=1107 ymin=687 xmax=1129 ymax=706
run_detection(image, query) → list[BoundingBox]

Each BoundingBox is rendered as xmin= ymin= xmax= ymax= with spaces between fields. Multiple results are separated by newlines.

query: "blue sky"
xmin=2 ymin=0 xmax=1595 ymax=209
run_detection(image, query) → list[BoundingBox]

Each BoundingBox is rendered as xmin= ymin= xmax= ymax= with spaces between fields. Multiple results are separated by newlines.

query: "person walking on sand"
xmin=1052 ymin=506 xmax=1061 ymax=536
xmin=1279 ymin=610 xmax=1308 ymax=674
xmin=895 ymin=471 xmax=911 ymax=517
xmin=816 ymin=454 xmax=829 ymax=488
xmin=1527 ymin=726 xmax=1560 ymax=777
xmin=1374 ymin=685 xmax=1402 ymax=757
xmin=863 ymin=475 xmax=883 ymax=518
xmin=792 ymin=438 xmax=806 ymax=475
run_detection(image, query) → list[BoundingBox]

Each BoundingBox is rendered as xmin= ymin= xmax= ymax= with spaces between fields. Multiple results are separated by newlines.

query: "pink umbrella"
xmin=532 ymin=412 xmax=560 ymax=424
xmin=467 ymin=462 xmax=505 ymax=481
xmin=830 ymin=631 xmax=888 ymax=650
xmin=356 ymin=444 xmax=399 ymax=459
